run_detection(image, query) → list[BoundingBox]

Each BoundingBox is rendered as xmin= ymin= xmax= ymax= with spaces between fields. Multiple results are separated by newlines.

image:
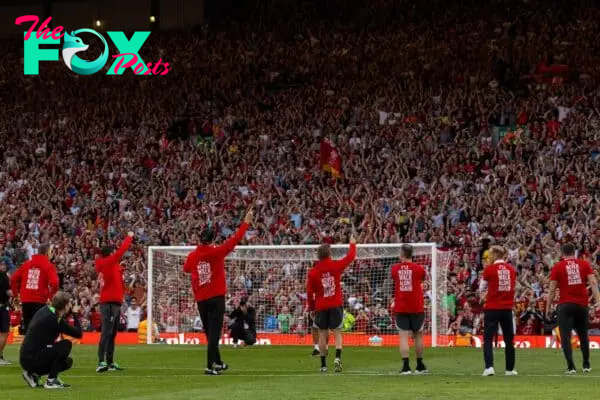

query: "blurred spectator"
xmin=164 ymin=316 xmax=178 ymax=333
xmin=277 ymin=306 xmax=293 ymax=333
xmin=342 ymin=309 xmax=355 ymax=332
xmin=126 ymin=298 xmax=142 ymax=332
xmin=370 ymin=308 xmax=394 ymax=334
xmin=89 ymin=307 xmax=102 ymax=332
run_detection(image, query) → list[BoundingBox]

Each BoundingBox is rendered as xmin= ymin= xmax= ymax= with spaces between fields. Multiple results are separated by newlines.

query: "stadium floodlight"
xmin=147 ymin=244 xmax=453 ymax=347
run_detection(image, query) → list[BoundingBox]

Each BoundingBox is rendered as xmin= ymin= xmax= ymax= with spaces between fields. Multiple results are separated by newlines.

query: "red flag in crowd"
xmin=320 ymin=138 xmax=342 ymax=178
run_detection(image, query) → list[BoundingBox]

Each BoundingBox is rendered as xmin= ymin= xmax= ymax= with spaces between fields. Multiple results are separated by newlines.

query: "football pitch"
xmin=1 ymin=345 xmax=598 ymax=399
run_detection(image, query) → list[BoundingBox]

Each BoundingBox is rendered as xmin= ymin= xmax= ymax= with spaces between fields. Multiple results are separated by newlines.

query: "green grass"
xmin=0 ymin=345 xmax=597 ymax=399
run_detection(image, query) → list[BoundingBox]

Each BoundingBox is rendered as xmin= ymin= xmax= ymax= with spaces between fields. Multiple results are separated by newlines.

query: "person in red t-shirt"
xmin=183 ymin=209 xmax=253 ymax=375
xmin=391 ymin=244 xmax=428 ymax=375
xmin=306 ymin=237 xmax=356 ymax=373
xmin=10 ymin=244 xmax=59 ymax=335
xmin=479 ymin=246 xmax=517 ymax=377
xmin=546 ymin=243 xmax=600 ymax=374
xmin=95 ymin=232 xmax=134 ymax=373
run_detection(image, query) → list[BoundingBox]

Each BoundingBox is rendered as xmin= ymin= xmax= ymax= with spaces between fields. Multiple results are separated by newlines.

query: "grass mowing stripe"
xmin=3 ymin=346 xmax=599 ymax=400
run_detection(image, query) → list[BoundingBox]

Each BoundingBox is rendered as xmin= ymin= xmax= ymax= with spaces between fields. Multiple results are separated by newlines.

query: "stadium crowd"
xmin=2 ymin=0 xmax=600 ymax=339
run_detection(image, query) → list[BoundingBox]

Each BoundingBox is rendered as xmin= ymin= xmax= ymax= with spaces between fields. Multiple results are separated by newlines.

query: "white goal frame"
xmin=147 ymin=243 xmax=441 ymax=346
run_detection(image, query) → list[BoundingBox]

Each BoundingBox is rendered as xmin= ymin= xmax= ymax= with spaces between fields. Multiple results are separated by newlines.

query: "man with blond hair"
xmin=479 ymin=246 xmax=517 ymax=376
xmin=307 ymin=238 xmax=357 ymax=373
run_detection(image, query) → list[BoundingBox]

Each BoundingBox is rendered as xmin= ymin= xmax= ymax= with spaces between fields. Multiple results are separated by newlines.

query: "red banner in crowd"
xmin=320 ymin=138 xmax=342 ymax=178
xmin=8 ymin=330 xmax=600 ymax=349
xmin=526 ymin=62 xmax=570 ymax=85
xmin=536 ymin=63 xmax=569 ymax=76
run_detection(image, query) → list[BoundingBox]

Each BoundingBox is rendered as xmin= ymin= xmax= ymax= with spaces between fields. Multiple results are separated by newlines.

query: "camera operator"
xmin=20 ymin=291 xmax=82 ymax=389
xmin=228 ymin=298 xmax=257 ymax=347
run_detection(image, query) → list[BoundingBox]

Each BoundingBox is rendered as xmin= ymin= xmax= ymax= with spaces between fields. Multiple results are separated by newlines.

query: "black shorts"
xmin=0 ymin=305 xmax=9 ymax=333
xmin=395 ymin=313 xmax=425 ymax=332
xmin=314 ymin=307 xmax=343 ymax=330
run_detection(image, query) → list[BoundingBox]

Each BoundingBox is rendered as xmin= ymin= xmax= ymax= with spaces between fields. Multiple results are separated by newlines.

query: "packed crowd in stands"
xmin=2 ymin=0 xmax=600 ymax=339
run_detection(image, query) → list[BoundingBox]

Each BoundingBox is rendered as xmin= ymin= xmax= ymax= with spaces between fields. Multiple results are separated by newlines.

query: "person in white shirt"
xmin=23 ymin=238 xmax=38 ymax=260
xmin=164 ymin=316 xmax=178 ymax=333
xmin=126 ymin=298 xmax=142 ymax=332
xmin=193 ymin=316 xmax=203 ymax=332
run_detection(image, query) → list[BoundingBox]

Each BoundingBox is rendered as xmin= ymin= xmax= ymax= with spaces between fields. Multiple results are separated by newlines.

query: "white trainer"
xmin=334 ymin=358 xmax=343 ymax=373
xmin=22 ymin=371 xmax=39 ymax=388
xmin=565 ymin=369 xmax=577 ymax=375
xmin=583 ymin=367 xmax=592 ymax=373
xmin=505 ymin=370 xmax=518 ymax=376
xmin=482 ymin=367 xmax=495 ymax=376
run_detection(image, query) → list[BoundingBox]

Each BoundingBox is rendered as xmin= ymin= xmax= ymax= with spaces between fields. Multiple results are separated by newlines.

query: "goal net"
xmin=147 ymin=244 xmax=454 ymax=347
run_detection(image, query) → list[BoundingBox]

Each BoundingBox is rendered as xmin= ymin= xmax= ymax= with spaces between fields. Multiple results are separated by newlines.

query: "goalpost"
xmin=147 ymin=244 xmax=454 ymax=347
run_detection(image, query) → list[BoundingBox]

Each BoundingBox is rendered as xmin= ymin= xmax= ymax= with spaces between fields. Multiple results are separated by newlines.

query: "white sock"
xmin=314 ymin=344 xmax=319 ymax=350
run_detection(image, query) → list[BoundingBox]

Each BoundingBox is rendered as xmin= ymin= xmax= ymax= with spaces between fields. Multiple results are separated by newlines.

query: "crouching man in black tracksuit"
xmin=229 ymin=298 xmax=257 ymax=347
xmin=20 ymin=292 xmax=82 ymax=389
